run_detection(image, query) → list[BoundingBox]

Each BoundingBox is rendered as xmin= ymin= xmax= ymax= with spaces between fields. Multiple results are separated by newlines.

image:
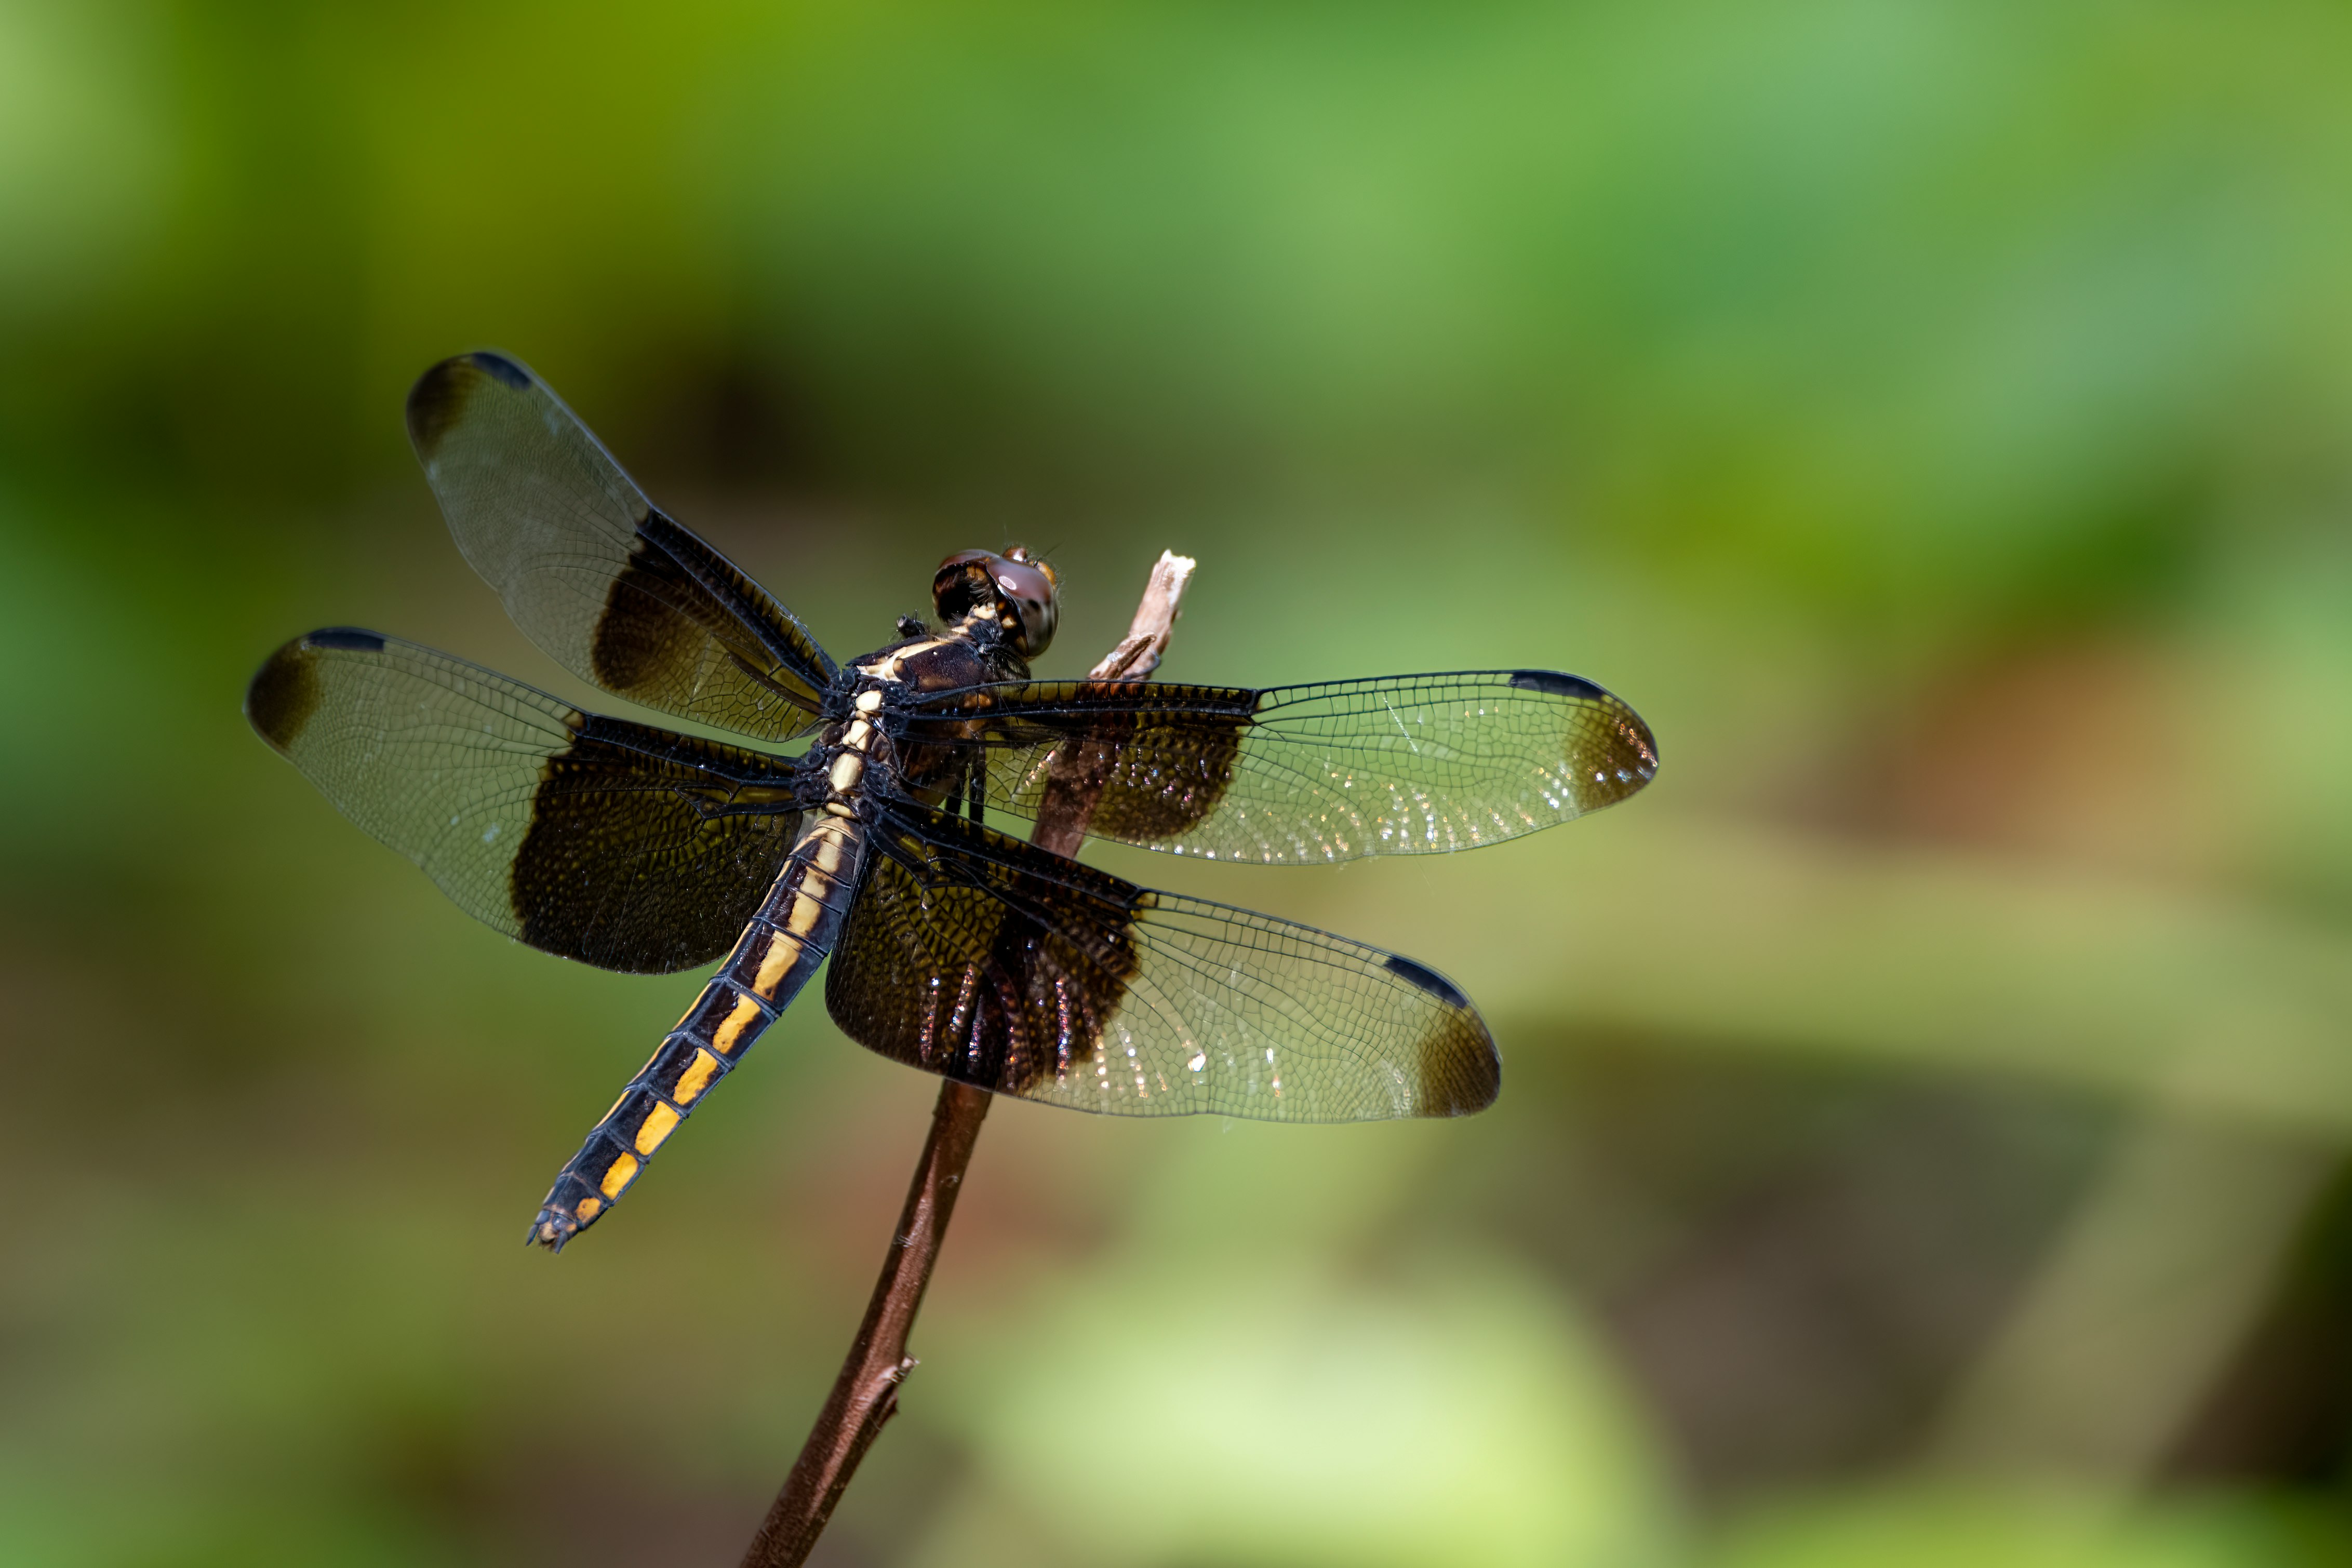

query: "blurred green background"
xmin=7 ymin=1 xmax=2352 ymax=1563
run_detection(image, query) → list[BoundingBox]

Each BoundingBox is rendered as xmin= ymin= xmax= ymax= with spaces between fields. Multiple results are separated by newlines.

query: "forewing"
xmin=245 ymin=629 xmax=804 ymax=973
xmin=406 ymin=352 xmax=835 ymax=739
xmin=904 ymin=670 xmax=1657 ymax=863
xmin=825 ymin=802 xmax=1499 ymax=1120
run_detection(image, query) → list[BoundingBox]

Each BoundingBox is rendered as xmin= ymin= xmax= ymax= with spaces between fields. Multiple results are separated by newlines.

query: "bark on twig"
xmin=736 ymin=1079 xmax=990 ymax=1568
xmin=739 ymin=550 xmax=1198 ymax=1568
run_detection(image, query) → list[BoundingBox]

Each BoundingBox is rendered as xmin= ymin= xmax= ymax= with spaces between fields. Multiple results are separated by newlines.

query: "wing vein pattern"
xmin=406 ymin=352 xmax=835 ymax=740
xmin=244 ymin=629 xmax=803 ymax=973
xmin=903 ymin=669 xmax=1658 ymax=863
xmin=824 ymin=801 xmax=1499 ymax=1120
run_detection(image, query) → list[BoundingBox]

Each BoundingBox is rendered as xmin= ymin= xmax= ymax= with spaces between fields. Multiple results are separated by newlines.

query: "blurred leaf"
xmin=914 ymin=1135 xmax=1675 ymax=1568
xmin=1709 ymin=1487 xmax=2352 ymax=1568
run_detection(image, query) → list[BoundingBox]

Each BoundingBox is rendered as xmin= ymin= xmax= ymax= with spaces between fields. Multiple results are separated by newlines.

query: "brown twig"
xmin=739 ymin=550 xmax=1197 ymax=1568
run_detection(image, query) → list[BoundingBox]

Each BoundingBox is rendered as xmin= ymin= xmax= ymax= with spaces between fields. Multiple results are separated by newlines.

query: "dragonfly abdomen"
xmin=527 ymin=813 xmax=867 ymax=1250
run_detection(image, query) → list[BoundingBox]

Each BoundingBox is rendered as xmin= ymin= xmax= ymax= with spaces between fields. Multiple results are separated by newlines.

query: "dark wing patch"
xmin=905 ymin=671 xmax=1658 ymax=863
xmin=245 ymin=630 xmax=805 ymax=973
xmin=901 ymin=678 xmax=1255 ymax=844
xmin=245 ymin=637 xmax=325 ymax=747
xmin=825 ymin=802 xmax=1499 ymax=1120
xmin=405 ymin=353 xmax=836 ymax=741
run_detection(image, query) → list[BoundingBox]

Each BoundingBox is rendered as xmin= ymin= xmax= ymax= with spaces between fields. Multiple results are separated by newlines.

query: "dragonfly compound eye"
xmin=932 ymin=547 xmax=1059 ymax=657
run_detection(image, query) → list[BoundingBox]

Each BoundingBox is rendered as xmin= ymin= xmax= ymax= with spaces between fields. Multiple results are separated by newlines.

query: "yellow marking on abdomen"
xmin=752 ymin=932 xmax=805 ymax=996
xmin=711 ymin=995 xmax=764 ymax=1054
xmin=841 ymin=718 xmax=873 ymax=750
xmin=599 ymin=1154 xmax=639 ymax=1199
xmin=809 ymin=830 xmax=846 ymax=875
xmin=635 ymin=1103 xmax=681 ymax=1156
xmin=574 ymin=1196 xmax=603 ymax=1223
xmin=829 ymin=751 xmax=865 ymax=792
xmin=673 ymin=1049 xmax=722 ymax=1106
xmin=784 ymin=891 xmax=827 ymax=936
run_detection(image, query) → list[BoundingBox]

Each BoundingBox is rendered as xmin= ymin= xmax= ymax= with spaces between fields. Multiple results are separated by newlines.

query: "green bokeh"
xmin=6 ymin=3 xmax=2351 ymax=1563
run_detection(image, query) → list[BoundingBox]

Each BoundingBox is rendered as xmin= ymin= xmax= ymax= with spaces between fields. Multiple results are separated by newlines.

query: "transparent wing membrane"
xmin=245 ymin=629 xmax=804 ymax=973
xmin=826 ymin=802 xmax=1500 ymax=1120
xmin=407 ymin=352 xmax=835 ymax=740
xmin=904 ymin=669 xmax=1658 ymax=863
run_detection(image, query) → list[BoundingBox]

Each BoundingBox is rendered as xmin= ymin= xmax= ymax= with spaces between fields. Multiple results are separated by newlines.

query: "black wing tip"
xmin=244 ymin=639 xmax=319 ymax=752
xmin=1383 ymin=953 xmax=1501 ymax=1116
xmin=244 ymin=627 xmax=391 ymax=750
xmin=303 ymin=626 xmax=387 ymax=653
xmin=1623 ymin=707 xmax=1661 ymax=773
xmin=466 ymin=351 xmax=532 ymax=388
xmin=1424 ymin=1024 xmax=1501 ymax=1117
xmin=1582 ymin=699 xmax=1662 ymax=799
xmin=1385 ymin=953 xmax=1471 ymax=1011
xmin=1509 ymin=669 xmax=1608 ymax=701
xmin=406 ymin=351 xmax=532 ymax=457
xmin=1512 ymin=668 xmax=1664 ymax=789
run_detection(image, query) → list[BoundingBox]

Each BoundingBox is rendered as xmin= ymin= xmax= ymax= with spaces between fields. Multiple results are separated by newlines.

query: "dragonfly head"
xmin=933 ymin=546 xmax=1060 ymax=658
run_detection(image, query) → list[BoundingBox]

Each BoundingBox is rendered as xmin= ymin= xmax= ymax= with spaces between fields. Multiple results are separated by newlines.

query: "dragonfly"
xmin=245 ymin=352 xmax=1660 ymax=1250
